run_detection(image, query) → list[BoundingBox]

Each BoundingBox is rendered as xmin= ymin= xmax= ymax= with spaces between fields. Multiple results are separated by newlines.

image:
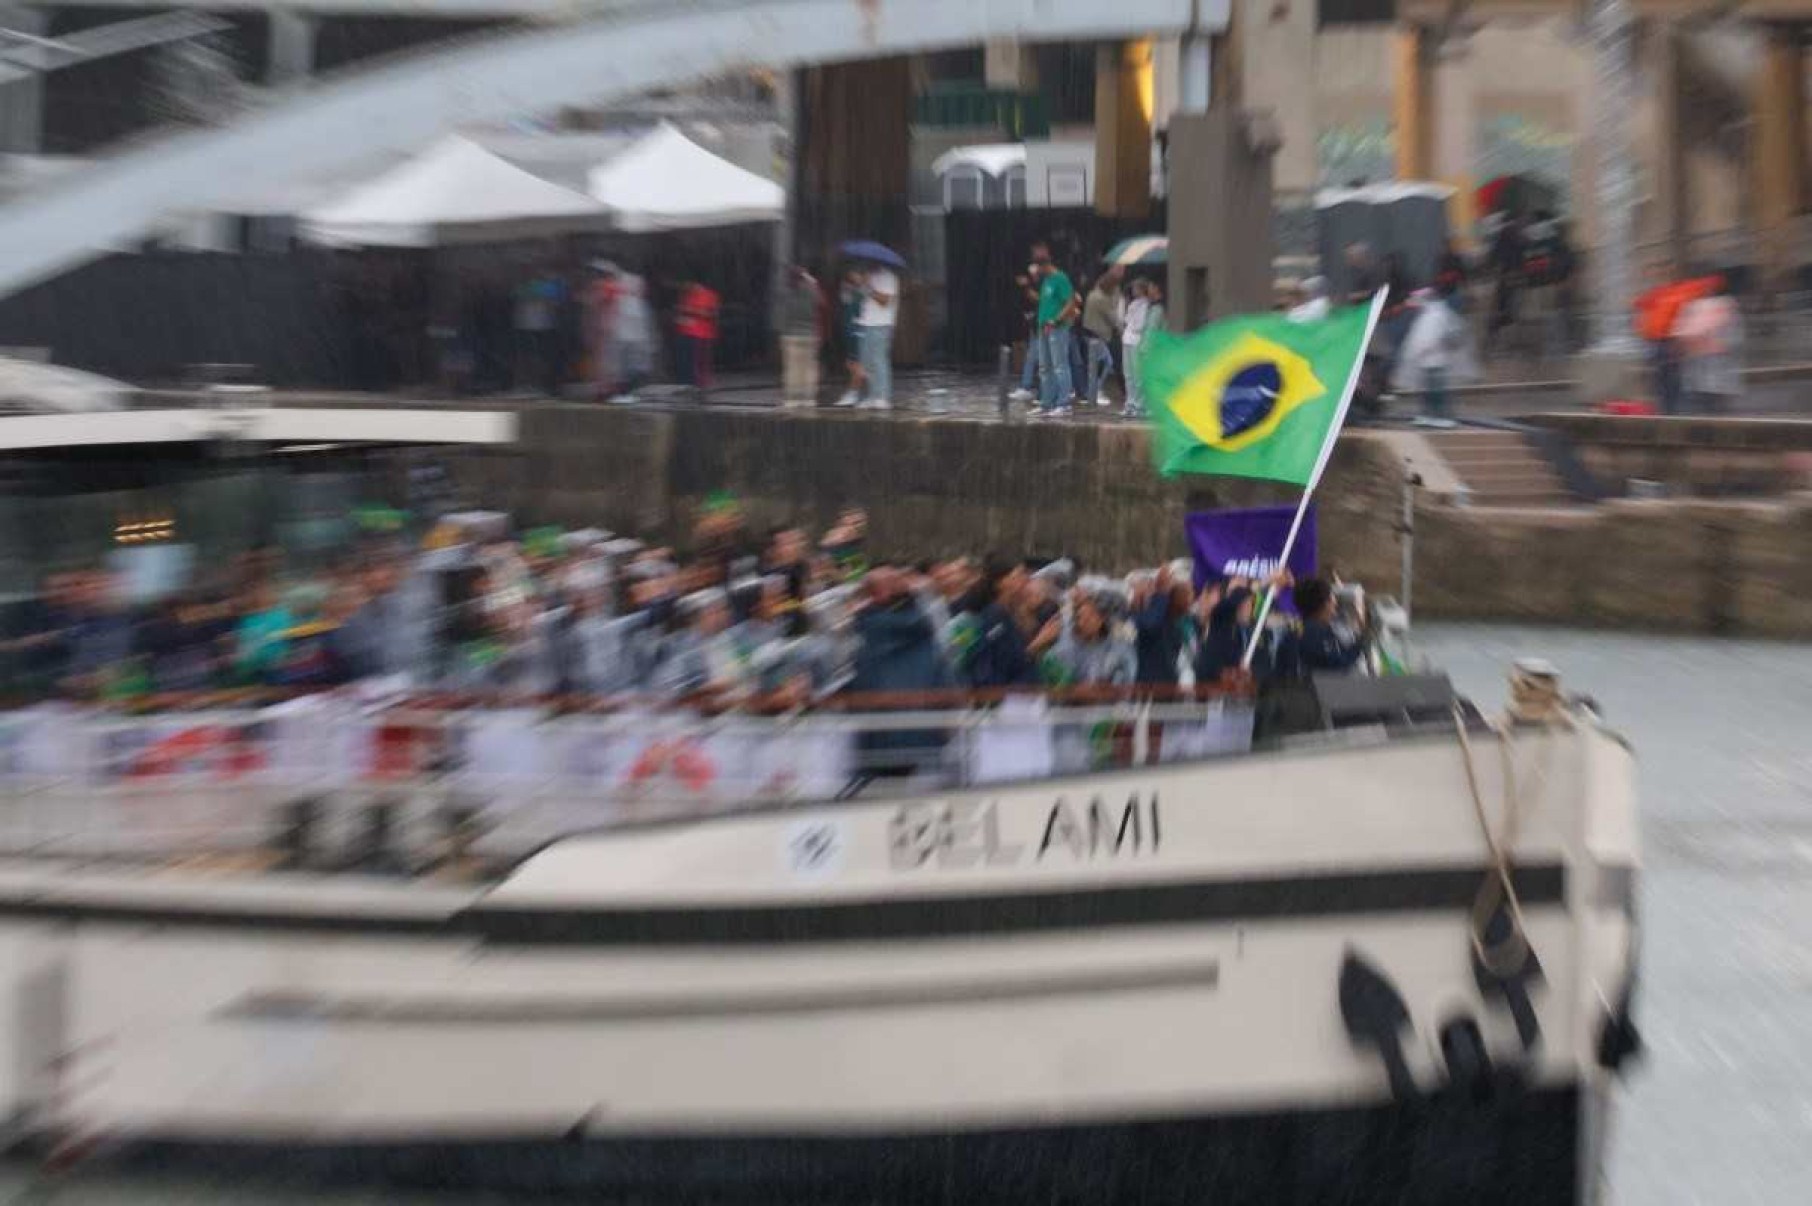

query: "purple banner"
xmin=1185 ymin=505 xmax=1317 ymax=612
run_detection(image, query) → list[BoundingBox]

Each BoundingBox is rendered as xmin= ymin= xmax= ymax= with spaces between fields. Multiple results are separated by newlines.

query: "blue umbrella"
xmin=839 ymin=240 xmax=907 ymax=270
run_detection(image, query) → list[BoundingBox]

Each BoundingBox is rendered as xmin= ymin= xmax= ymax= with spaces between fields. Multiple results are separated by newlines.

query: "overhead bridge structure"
xmin=0 ymin=0 xmax=1224 ymax=298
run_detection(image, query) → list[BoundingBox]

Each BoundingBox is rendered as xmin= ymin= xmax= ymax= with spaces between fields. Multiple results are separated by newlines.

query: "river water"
xmin=0 ymin=623 xmax=1806 ymax=1205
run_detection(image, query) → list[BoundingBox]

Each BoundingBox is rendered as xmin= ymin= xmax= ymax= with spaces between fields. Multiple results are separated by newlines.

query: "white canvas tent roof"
xmin=300 ymin=135 xmax=606 ymax=247
xmin=586 ymin=123 xmax=784 ymax=233
xmin=930 ymin=144 xmax=1027 ymax=178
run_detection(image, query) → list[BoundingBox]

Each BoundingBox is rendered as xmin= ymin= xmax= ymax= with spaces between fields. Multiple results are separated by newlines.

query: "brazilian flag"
xmin=1138 ymin=300 xmax=1377 ymax=485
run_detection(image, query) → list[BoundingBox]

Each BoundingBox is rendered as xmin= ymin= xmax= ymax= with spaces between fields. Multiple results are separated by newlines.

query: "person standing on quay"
xmin=1120 ymin=277 xmax=1153 ymax=418
xmin=1030 ymin=243 xmax=1077 ymax=419
xmin=780 ymin=265 xmax=824 ymax=409
xmin=674 ymin=279 xmax=720 ymax=399
xmin=854 ymin=258 xmax=898 ymax=411
xmin=585 ymin=261 xmax=621 ymax=401
xmin=834 ymin=267 xmax=868 ymax=408
xmin=1081 ymin=266 xmax=1123 ymax=407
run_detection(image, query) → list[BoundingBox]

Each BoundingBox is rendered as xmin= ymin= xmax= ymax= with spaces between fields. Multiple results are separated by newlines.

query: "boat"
xmin=0 ymin=665 xmax=1639 ymax=1204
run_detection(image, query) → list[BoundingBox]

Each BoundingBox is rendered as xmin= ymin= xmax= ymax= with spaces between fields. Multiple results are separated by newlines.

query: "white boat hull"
xmin=0 ymin=722 xmax=1639 ymax=1203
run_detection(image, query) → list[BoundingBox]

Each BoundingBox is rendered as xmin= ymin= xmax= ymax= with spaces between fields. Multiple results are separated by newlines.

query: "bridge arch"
xmin=0 ymin=0 xmax=1218 ymax=296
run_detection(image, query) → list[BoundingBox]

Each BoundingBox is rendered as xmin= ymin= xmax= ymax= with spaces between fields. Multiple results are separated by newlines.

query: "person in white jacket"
xmin=1391 ymin=288 xmax=1478 ymax=423
xmin=1119 ymin=278 xmax=1154 ymax=418
xmin=610 ymin=274 xmax=656 ymax=404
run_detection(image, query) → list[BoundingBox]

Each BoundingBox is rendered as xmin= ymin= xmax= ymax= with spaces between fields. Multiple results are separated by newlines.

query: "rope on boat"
xmin=1454 ymin=660 xmax=1576 ymax=980
xmin=1454 ymin=701 xmax=1531 ymax=978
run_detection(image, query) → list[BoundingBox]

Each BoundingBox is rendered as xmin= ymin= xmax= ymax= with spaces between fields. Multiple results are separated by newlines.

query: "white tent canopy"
xmin=586 ymin=123 xmax=784 ymax=233
xmin=300 ymin=135 xmax=606 ymax=247
xmin=930 ymin=144 xmax=1026 ymax=178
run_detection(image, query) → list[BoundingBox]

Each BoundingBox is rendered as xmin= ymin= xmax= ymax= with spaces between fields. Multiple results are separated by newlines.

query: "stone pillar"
xmin=1094 ymin=40 xmax=1154 ymax=218
xmin=1753 ymin=23 xmax=1806 ymax=285
xmin=267 ymin=10 xmax=317 ymax=87
xmin=1166 ymin=111 xmax=1275 ymax=326
xmin=1648 ymin=20 xmax=1688 ymax=273
xmin=1167 ymin=11 xmax=1276 ymax=328
xmin=1578 ymin=0 xmax=1644 ymax=399
xmin=1392 ymin=24 xmax=1432 ymax=181
xmin=0 ymin=7 xmax=45 ymax=154
xmin=1177 ymin=35 xmax=1211 ymax=115
xmin=1431 ymin=35 xmax=1476 ymax=244
xmin=796 ymin=57 xmax=913 ymax=263
xmin=1238 ymin=0 xmax=1318 ymax=195
xmin=769 ymin=69 xmax=796 ymax=339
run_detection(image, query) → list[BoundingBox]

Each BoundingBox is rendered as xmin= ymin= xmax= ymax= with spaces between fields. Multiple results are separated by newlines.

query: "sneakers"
xmin=1008 ymin=387 xmax=1034 ymax=403
xmin=834 ymin=391 xmax=858 ymax=408
xmin=1030 ymin=406 xmax=1072 ymax=421
xmin=1120 ymin=406 xmax=1145 ymax=419
xmin=1096 ymin=394 xmax=1114 ymax=408
xmin=608 ymin=393 xmax=639 ymax=405
xmin=857 ymin=398 xmax=892 ymax=411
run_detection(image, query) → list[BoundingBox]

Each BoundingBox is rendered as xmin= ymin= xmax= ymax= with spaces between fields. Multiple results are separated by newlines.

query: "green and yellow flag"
xmin=1137 ymin=298 xmax=1378 ymax=485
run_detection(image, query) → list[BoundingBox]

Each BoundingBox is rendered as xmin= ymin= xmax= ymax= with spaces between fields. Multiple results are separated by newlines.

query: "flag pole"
xmin=1241 ymin=287 xmax=1389 ymax=670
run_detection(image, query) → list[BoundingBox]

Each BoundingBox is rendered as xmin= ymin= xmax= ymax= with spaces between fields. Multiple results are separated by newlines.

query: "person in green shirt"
xmin=234 ymin=580 xmax=292 ymax=686
xmin=1030 ymin=242 xmax=1077 ymax=417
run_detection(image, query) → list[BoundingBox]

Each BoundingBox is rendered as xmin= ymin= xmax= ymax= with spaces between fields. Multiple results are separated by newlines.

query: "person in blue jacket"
xmin=1131 ymin=564 xmax=1192 ymax=686
xmin=1283 ymin=577 xmax=1365 ymax=676
xmin=961 ymin=560 xmax=1059 ymax=688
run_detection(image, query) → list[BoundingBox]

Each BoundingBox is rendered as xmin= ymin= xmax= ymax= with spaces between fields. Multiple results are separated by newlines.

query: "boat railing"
xmin=0 ymin=688 xmax=1255 ymax=870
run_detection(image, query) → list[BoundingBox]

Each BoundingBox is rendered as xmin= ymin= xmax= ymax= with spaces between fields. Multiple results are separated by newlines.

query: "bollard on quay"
xmin=997 ymin=344 xmax=1012 ymax=422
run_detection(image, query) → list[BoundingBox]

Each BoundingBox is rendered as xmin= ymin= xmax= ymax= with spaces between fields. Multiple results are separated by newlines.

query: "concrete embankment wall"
xmin=434 ymin=404 xmax=1812 ymax=638
xmin=1527 ymin=413 xmax=1812 ymax=499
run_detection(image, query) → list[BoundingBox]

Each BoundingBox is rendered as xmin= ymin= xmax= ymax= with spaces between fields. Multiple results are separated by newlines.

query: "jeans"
xmin=1036 ymin=325 xmax=1074 ymax=410
xmin=1650 ymin=339 xmax=1683 ymax=415
xmin=1085 ymin=334 xmax=1115 ymax=401
xmin=1422 ymin=366 xmax=1448 ymax=419
xmin=1019 ymin=332 xmax=1039 ymax=391
xmin=1122 ymin=340 xmax=1144 ymax=414
xmin=858 ymin=324 xmax=893 ymax=402
xmin=515 ymin=327 xmax=559 ymax=395
xmin=677 ymin=335 xmax=714 ymax=392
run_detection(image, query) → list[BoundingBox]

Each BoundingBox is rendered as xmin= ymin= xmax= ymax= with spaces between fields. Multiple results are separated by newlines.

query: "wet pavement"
xmin=0 ymin=624 xmax=1808 ymax=1204
xmin=694 ymin=364 xmax=1812 ymax=422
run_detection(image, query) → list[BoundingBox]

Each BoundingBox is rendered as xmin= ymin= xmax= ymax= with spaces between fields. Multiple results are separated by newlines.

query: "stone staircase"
xmin=1426 ymin=430 xmax=1580 ymax=508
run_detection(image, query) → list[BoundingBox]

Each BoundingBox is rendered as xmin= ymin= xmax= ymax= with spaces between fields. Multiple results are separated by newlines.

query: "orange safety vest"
xmin=1635 ymin=277 xmax=1715 ymax=343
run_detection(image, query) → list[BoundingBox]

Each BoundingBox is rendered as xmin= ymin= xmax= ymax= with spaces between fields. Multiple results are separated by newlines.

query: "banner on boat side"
xmin=1184 ymin=504 xmax=1317 ymax=612
xmin=0 ymin=701 xmax=1252 ymax=805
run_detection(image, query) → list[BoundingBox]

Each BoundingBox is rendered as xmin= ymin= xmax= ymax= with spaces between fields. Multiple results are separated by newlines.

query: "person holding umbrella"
xmin=841 ymin=241 xmax=903 ymax=411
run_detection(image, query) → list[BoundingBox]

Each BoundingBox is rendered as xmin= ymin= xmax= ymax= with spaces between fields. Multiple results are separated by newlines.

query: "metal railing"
xmin=0 ymin=689 xmax=1256 ymax=872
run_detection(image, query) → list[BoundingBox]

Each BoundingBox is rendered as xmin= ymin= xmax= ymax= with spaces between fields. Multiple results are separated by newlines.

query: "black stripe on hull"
xmin=80 ymin=1085 xmax=1593 ymax=1205
xmin=0 ymin=863 xmax=1567 ymax=945
xmin=464 ymin=863 xmax=1568 ymax=946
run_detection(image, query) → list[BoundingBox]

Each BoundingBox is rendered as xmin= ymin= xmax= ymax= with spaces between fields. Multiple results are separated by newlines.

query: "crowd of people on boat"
xmin=0 ymin=504 xmax=1365 ymax=706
